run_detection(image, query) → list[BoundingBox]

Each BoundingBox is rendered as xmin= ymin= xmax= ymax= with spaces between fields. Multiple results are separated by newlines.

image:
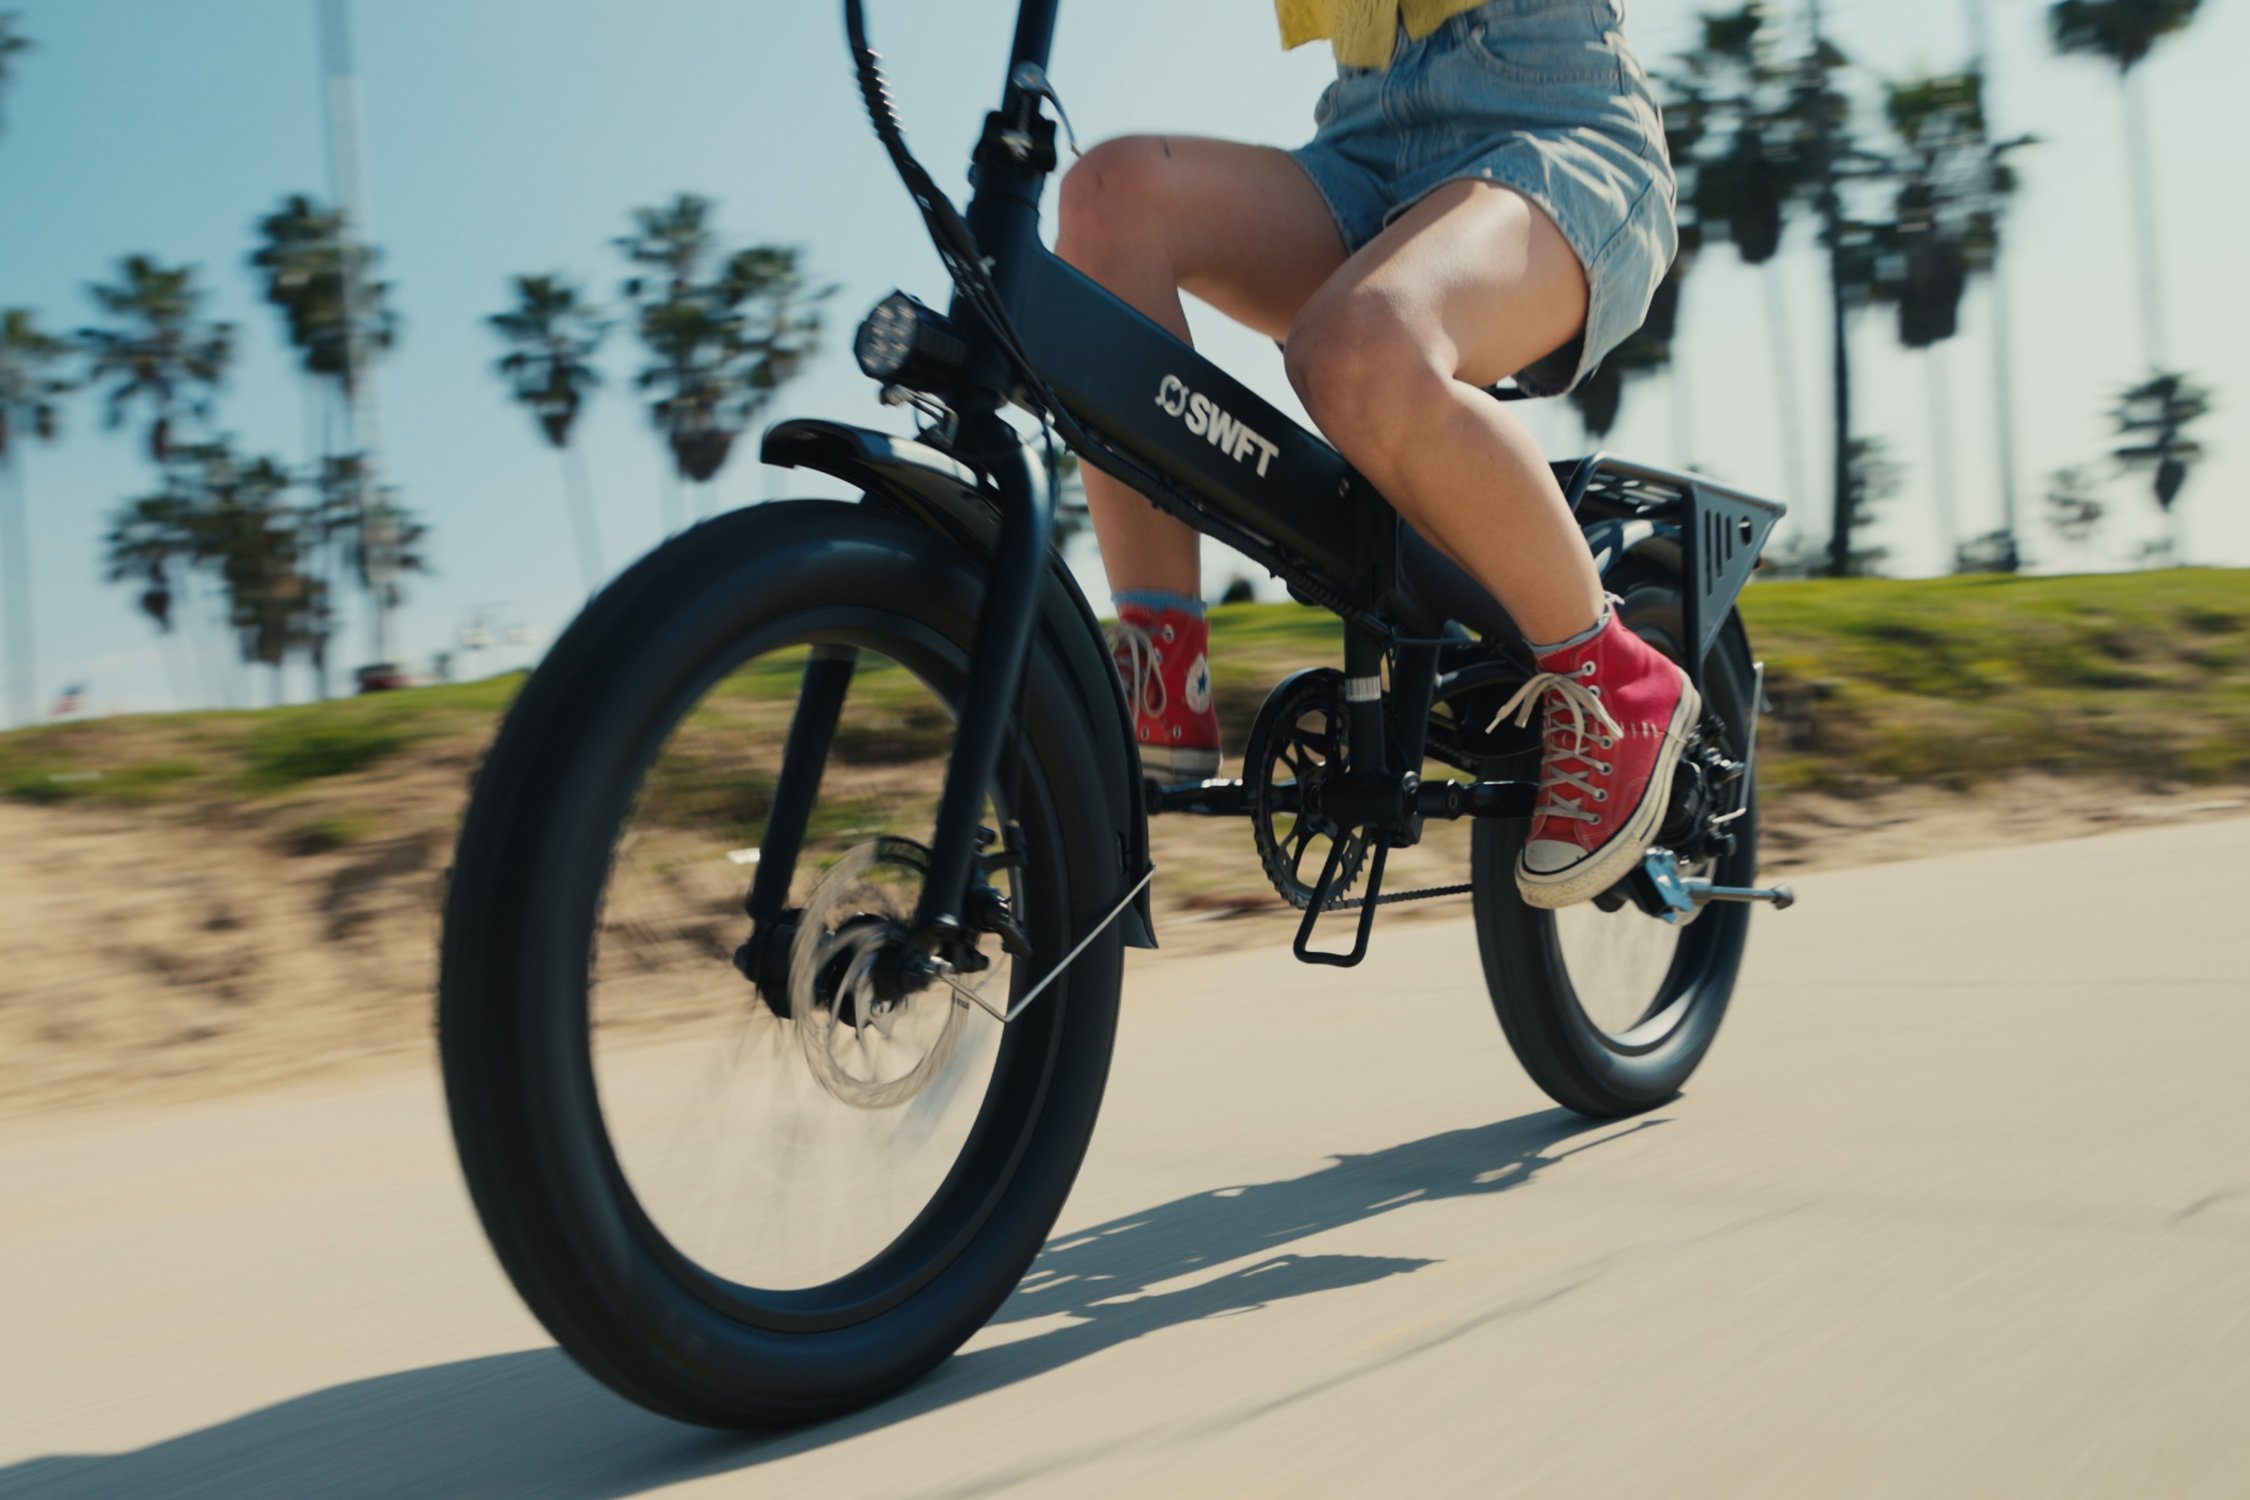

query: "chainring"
xmin=1246 ymin=669 xmax=1370 ymax=911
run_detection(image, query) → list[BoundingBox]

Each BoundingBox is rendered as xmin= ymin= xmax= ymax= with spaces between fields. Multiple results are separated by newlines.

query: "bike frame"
xmin=751 ymin=0 xmax=1783 ymax=972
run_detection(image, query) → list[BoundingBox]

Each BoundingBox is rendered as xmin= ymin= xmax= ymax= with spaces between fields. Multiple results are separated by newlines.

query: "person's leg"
xmin=1056 ymin=135 xmax=1349 ymax=600
xmin=1283 ymin=178 xmax=1602 ymax=645
xmin=1285 ymin=180 xmax=1693 ymax=906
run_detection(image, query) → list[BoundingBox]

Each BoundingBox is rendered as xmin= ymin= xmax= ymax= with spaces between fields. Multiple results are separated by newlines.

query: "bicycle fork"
xmin=739 ymin=409 xmax=1054 ymax=981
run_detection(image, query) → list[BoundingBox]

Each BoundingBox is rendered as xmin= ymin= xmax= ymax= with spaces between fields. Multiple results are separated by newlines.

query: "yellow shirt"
xmin=1276 ymin=0 xmax=1490 ymax=69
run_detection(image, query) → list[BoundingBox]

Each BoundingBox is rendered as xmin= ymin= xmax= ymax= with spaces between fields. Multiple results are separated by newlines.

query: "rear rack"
xmin=1561 ymin=453 xmax=1786 ymax=682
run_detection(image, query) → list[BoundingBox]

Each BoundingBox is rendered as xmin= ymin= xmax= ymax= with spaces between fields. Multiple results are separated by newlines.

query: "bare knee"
xmin=1058 ymin=136 xmax=1178 ymax=273
xmin=1285 ymin=294 xmax=1446 ymax=466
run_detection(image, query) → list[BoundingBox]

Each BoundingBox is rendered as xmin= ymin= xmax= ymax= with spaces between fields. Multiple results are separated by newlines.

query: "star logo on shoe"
xmin=1184 ymin=654 xmax=1213 ymax=714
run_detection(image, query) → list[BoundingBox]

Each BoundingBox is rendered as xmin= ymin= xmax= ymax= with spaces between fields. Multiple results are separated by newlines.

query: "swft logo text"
xmin=1156 ymin=375 xmax=1279 ymax=478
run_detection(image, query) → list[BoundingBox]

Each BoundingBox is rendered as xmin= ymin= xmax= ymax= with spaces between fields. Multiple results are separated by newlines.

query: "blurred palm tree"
xmin=2110 ymin=371 xmax=2207 ymax=561
xmin=2042 ymin=464 xmax=2107 ymax=564
xmin=103 ymin=464 xmax=213 ymax=705
xmin=1870 ymin=72 xmax=2028 ymax=570
xmin=104 ymin=442 xmax=335 ymax=703
xmin=489 ymin=273 xmax=608 ymax=592
xmin=79 ymin=256 xmax=233 ymax=464
xmin=1762 ymin=435 xmax=1898 ymax=577
xmin=1658 ymin=4 xmax=1890 ymax=574
xmin=249 ymin=194 xmax=399 ymax=398
xmin=103 ymin=487 xmax=198 ymax=637
xmin=248 ymin=194 xmax=402 ymax=690
xmin=0 ymin=10 xmax=31 ymax=136
xmin=2047 ymin=0 xmax=2207 ymax=545
xmin=0 ymin=306 xmax=75 ymax=726
xmin=194 ymin=450 xmax=330 ymax=701
xmin=617 ymin=195 xmax=830 ymax=524
xmin=1646 ymin=7 xmax=1825 ymax=501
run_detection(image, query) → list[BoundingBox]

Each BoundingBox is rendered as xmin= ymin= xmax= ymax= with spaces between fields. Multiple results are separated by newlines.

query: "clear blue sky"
xmin=1 ymin=0 xmax=2242 ymax=720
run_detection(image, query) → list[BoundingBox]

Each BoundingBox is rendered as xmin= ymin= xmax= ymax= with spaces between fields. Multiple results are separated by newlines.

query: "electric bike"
xmin=439 ymin=0 xmax=1793 ymax=1428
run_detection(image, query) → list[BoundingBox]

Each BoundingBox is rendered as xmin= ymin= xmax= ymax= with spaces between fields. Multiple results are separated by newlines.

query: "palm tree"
xmin=249 ymin=194 xmax=398 ymax=397
xmin=1872 ymin=72 xmax=2026 ymax=570
xmin=79 ymin=256 xmax=233 ymax=464
xmin=193 ymin=450 xmax=327 ymax=702
xmin=104 ymin=442 xmax=334 ymax=703
xmin=2110 ymin=370 xmax=2207 ymax=561
xmin=104 ymin=489 xmax=197 ymax=634
xmin=1663 ymin=7 xmax=1824 ymax=508
xmin=0 ymin=10 xmax=31 ymax=136
xmin=489 ymin=274 xmax=608 ymax=592
xmin=2043 ymin=465 xmax=2107 ymax=565
xmin=103 ymin=469 xmax=206 ymax=708
xmin=249 ymin=194 xmax=401 ymax=688
xmin=0 ymin=307 xmax=74 ymax=727
xmin=617 ymin=195 xmax=830 ymax=523
xmin=2047 ymin=0 xmax=2206 ymax=543
xmin=1962 ymin=0 xmax=2029 ymax=571
xmin=309 ymin=455 xmax=427 ymax=639
xmin=1761 ymin=435 xmax=1899 ymax=577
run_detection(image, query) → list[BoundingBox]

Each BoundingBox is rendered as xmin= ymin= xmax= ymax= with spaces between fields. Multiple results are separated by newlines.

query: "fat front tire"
xmin=439 ymin=500 xmax=1127 ymax=1427
xmin=1471 ymin=571 xmax=1760 ymax=1117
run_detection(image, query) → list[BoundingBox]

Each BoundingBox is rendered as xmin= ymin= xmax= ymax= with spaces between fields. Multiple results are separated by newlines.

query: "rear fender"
xmin=762 ymin=418 xmax=1155 ymax=948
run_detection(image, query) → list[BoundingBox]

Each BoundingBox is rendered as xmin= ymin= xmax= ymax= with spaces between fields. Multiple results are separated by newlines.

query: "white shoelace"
xmin=1490 ymin=668 xmax=1624 ymax=826
xmin=1105 ymin=620 xmax=1167 ymax=718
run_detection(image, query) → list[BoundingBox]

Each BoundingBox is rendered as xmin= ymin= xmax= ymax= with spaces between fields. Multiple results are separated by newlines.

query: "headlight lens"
xmin=854 ymin=292 xmax=922 ymax=381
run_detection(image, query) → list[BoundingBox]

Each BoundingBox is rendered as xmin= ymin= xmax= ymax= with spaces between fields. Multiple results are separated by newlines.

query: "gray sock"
xmin=1527 ymin=599 xmax=1613 ymax=657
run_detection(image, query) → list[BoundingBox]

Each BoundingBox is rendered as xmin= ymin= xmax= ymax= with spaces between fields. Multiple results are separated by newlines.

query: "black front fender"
xmin=762 ymin=418 xmax=1155 ymax=948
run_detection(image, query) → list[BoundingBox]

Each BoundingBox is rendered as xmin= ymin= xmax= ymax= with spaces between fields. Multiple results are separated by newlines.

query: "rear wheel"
xmin=1471 ymin=570 xmax=1759 ymax=1117
xmin=440 ymin=501 xmax=1125 ymax=1427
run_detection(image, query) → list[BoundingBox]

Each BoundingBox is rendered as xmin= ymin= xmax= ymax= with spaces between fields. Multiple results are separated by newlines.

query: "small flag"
xmin=51 ymin=683 xmax=85 ymax=718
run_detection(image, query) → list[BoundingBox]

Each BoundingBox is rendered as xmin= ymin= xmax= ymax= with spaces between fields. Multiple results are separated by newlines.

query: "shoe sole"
xmin=1515 ymin=679 xmax=1704 ymax=911
xmin=1139 ymin=745 xmax=1221 ymax=784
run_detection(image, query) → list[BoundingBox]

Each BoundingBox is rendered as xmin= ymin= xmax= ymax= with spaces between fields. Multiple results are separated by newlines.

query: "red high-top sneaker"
xmin=1492 ymin=608 xmax=1702 ymax=909
xmin=1107 ymin=601 xmax=1221 ymax=783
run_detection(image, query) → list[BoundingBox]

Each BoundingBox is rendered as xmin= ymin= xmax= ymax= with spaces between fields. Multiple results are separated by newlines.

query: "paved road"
xmin=3 ymin=820 xmax=2248 ymax=1498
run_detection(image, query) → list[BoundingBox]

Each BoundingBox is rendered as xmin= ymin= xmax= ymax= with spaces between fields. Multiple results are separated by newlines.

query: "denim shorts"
xmin=1287 ymin=0 xmax=1677 ymax=395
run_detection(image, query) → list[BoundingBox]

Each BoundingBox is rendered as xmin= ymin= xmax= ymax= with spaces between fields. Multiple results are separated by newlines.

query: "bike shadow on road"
xmin=0 ymin=1107 xmax=1662 ymax=1500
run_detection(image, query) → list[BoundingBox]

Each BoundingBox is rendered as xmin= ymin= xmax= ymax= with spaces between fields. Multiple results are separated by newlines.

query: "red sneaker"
xmin=1107 ymin=601 xmax=1221 ymax=783
xmin=1492 ymin=609 xmax=1702 ymax=909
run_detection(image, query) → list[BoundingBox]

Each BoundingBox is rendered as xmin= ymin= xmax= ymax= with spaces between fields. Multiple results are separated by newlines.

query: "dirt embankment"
xmin=5 ymin=570 xmax=2246 ymax=1117
xmin=3 ymin=775 xmax=2242 ymax=1120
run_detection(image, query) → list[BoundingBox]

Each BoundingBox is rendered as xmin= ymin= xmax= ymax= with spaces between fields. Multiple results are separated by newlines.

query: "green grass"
xmin=0 ymin=756 xmax=202 ymax=807
xmin=239 ymin=714 xmax=418 ymax=792
xmin=1735 ymin=571 xmax=2250 ymax=790
xmin=2 ymin=573 xmax=2244 ymax=829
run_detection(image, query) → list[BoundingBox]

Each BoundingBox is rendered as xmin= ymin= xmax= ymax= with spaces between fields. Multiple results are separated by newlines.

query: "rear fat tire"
xmin=1471 ymin=573 xmax=1760 ymax=1117
xmin=439 ymin=501 xmax=1127 ymax=1427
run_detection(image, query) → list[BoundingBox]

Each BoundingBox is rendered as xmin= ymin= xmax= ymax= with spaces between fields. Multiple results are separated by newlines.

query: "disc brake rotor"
xmin=788 ymin=838 xmax=974 ymax=1110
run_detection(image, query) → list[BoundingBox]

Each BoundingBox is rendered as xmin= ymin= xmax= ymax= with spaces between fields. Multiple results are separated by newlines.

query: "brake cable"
xmin=843 ymin=0 xmax=1110 ymax=469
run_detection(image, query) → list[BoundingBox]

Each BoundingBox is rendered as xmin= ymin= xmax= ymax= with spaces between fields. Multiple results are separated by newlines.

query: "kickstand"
xmin=1293 ymin=836 xmax=1388 ymax=968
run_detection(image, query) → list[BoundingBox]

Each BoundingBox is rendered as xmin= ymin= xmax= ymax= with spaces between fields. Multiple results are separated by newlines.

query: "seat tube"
xmin=1388 ymin=641 xmax=1439 ymax=772
xmin=1343 ymin=625 xmax=1389 ymax=780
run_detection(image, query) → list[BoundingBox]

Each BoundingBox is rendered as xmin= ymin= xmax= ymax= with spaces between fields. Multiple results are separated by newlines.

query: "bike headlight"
xmin=853 ymin=291 xmax=968 ymax=390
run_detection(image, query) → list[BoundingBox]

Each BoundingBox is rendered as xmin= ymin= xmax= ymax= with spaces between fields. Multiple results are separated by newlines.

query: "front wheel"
xmin=439 ymin=501 xmax=1126 ymax=1427
xmin=1471 ymin=570 xmax=1760 ymax=1117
